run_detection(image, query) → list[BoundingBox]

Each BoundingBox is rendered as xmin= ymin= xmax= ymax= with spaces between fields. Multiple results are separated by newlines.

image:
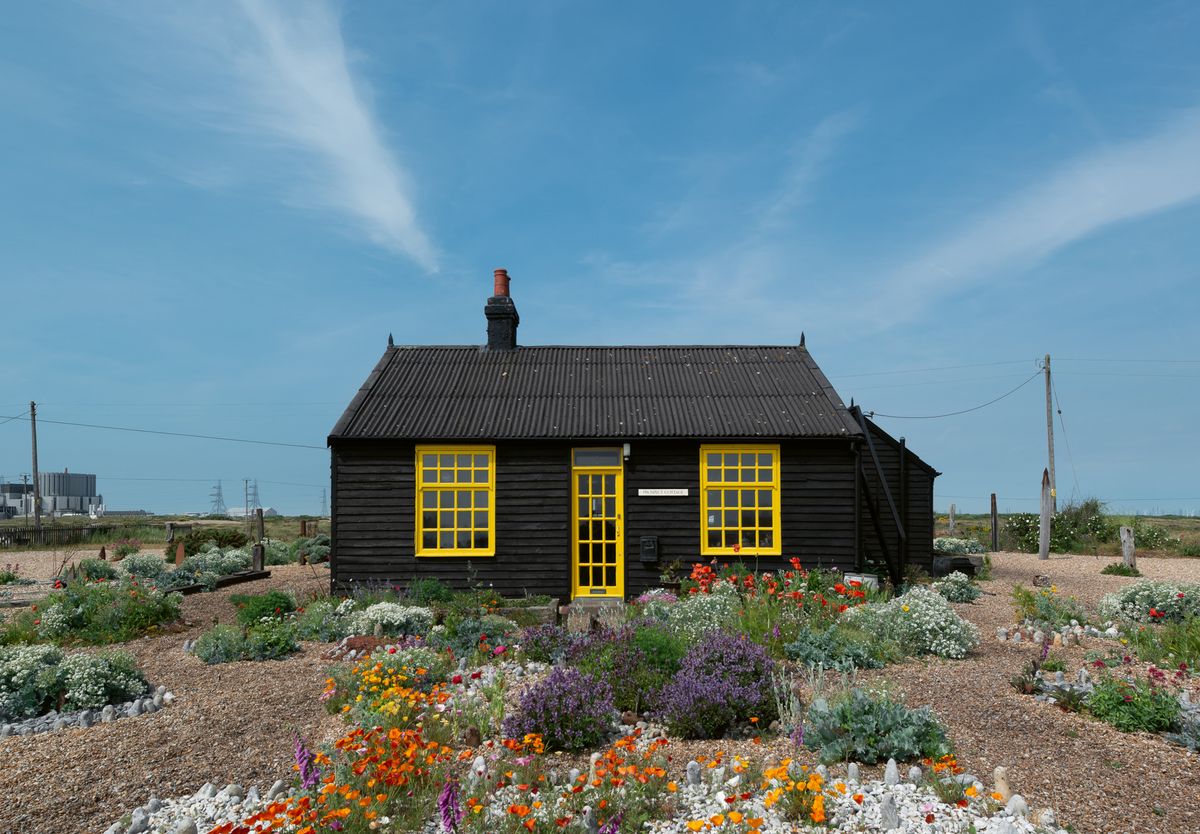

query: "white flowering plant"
xmin=665 ymin=581 xmax=739 ymax=643
xmin=933 ymin=537 xmax=986 ymax=555
xmin=345 ymin=602 xmax=434 ymax=638
xmin=844 ymin=587 xmax=980 ymax=659
xmin=0 ymin=645 xmax=147 ymax=721
xmin=932 ymin=571 xmax=982 ymax=603
xmin=1099 ymin=580 xmax=1200 ymax=623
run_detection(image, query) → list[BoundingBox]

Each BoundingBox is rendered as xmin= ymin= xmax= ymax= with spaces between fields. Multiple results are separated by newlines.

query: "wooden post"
xmin=255 ymin=507 xmax=264 ymax=542
xmin=1044 ymin=355 xmax=1056 ymax=513
xmin=1120 ymin=526 xmax=1136 ymax=571
xmin=30 ymin=401 xmax=41 ymax=534
xmin=300 ymin=519 xmax=308 ymax=537
xmin=175 ymin=541 xmax=186 ymax=566
xmin=98 ymin=545 xmax=107 ymax=561
xmin=165 ymin=521 xmax=174 ymax=542
xmin=252 ymin=543 xmax=265 ymax=572
xmin=1038 ymin=469 xmax=1051 ymax=561
xmin=990 ymin=493 xmax=999 ymax=552
xmin=948 ymin=503 xmax=957 ymax=535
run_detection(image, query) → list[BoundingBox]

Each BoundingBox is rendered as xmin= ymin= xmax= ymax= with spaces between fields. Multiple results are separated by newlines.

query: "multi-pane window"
xmin=415 ymin=446 xmax=495 ymax=556
xmin=700 ymin=445 xmax=781 ymax=555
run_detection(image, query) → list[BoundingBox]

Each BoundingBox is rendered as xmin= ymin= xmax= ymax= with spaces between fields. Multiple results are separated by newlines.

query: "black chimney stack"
xmin=485 ymin=268 xmax=519 ymax=351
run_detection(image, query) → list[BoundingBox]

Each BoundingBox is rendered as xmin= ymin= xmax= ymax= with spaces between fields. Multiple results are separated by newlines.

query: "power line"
xmin=0 ymin=414 xmax=323 ymax=450
xmin=836 ymin=359 xmax=1032 ymax=379
xmin=1057 ymin=357 xmax=1200 ymax=364
xmin=0 ymin=410 xmax=29 ymax=427
xmin=867 ymin=370 xmax=1042 ymax=420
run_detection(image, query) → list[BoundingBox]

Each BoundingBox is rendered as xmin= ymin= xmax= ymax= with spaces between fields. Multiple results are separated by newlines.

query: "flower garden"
xmin=2 ymin=543 xmax=1200 ymax=834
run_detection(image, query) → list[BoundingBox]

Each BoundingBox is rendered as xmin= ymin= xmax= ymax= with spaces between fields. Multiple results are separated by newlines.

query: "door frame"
xmin=570 ymin=447 xmax=625 ymax=599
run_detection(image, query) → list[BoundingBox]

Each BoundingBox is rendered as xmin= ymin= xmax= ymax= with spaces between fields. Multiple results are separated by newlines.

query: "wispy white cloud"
xmin=136 ymin=0 xmax=437 ymax=270
xmin=755 ymin=109 xmax=862 ymax=233
xmin=866 ymin=106 xmax=1200 ymax=323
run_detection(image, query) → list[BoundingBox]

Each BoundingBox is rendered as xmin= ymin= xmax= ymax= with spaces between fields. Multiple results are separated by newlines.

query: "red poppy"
xmin=452 ymin=674 xmax=463 ymax=684
xmin=926 ymin=814 xmax=935 ymax=823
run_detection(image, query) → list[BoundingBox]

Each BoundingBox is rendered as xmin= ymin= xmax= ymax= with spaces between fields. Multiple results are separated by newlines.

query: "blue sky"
xmin=2 ymin=1 xmax=1199 ymax=517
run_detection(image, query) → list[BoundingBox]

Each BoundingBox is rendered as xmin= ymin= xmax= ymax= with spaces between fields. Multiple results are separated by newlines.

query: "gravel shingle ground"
xmin=0 ymin=550 xmax=1198 ymax=834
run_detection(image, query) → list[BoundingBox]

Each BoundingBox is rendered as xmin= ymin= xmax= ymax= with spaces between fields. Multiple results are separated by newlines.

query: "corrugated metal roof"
xmin=329 ymin=346 xmax=864 ymax=441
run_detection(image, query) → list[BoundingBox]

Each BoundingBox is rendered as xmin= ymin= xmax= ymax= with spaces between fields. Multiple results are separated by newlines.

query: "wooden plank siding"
xmin=330 ymin=438 xmax=873 ymax=598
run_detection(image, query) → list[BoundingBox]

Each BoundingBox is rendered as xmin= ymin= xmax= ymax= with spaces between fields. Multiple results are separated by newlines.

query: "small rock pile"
xmin=0 ymin=685 xmax=174 ymax=738
xmin=995 ymin=619 xmax=1120 ymax=648
xmin=104 ymin=780 xmax=291 ymax=834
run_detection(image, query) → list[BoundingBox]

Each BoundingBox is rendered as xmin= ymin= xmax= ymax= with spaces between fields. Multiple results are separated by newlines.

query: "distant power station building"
xmin=0 ymin=470 xmax=103 ymax=518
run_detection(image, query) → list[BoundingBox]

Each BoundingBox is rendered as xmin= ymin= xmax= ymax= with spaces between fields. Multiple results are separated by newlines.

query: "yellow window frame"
xmin=415 ymin=445 xmax=496 ymax=557
xmin=699 ymin=444 xmax=782 ymax=556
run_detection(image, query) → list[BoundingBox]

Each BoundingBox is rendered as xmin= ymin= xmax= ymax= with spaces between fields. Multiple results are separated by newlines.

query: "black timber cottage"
xmin=328 ymin=269 xmax=938 ymax=600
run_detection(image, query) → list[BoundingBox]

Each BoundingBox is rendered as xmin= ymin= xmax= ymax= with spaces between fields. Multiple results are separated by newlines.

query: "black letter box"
xmin=639 ymin=535 xmax=659 ymax=564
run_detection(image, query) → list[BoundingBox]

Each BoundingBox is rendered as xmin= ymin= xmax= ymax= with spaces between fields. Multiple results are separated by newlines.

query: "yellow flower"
xmin=686 ymin=821 xmax=706 ymax=832
xmin=1050 ymin=585 xmax=1058 ymax=593
xmin=901 ymin=605 xmax=910 ymax=612
xmin=965 ymin=785 xmax=978 ymax=797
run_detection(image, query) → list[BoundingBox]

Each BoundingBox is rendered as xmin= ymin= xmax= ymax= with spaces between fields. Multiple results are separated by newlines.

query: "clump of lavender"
xmin=502 ymin=667 xmax=614 ymax=752
xmin=518 ymin=623 xmax=577 ymax=663
xmin=652 ymin=632 xmax=777 ymax=739
xmin=437 ymin=776 xmax=464 ymax=833
xmin=294 ymin=734 xmax=322 ymax=790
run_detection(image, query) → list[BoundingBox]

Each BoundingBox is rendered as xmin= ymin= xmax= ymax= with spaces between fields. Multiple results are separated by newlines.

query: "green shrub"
xmin=1099 ymin=581 xmax=1200 ymax=623
xmin=1122 ymin=616 xmax=1200 ymax=669
xmin=1181 ymin=543 xmax=1200 ymax=558
xmin=567 ymin=623 xmax=685 ymax=713
xmin=291 ymin=533 xmax=331 ymax=563
xmin=0 ymin=645 xmax=146 ymax=721
xmin=1011 ymin=584 xmax=1089 ymax=627
xmin=1086 ymin=677 xmax=1179 ymax=733
xmin=119 ymin=553 xmax=167 ymax=579
xmin=430 ymin=613 xmax=516 ymax=659
xmin=263 ymin=540 xmax=295 ymax=566
xmin=194 ymin=620 xmax=300 ymax=664
xmin=193 ymin=625 xmax=247 ymax=664
xmin=231 ymin=590 xmax=297 ymax=626
xmin=784 ymin=624 xmax=890 ymax=671
xmin=931 ymin=571 xmax=982 ymax=603
xmin=1100 ymin=562 xmax=1141 ymax=577
xmin=844 ymin=587 xmax=979 ymax=659
xmin=294 ymin=599 xmax=346 ymax=642
xmin=77 ymin=558 xmax=119 ymax=582
xmin=1 ymin=580 xmax=181 ymax=646
xmin=804 ymin=688 xmax=951 ymax=764
xmin=933 ymin=537 xmax=986 ymax=555
xmin=1004 ymin=498 xmax=1117 ymax=553
xmin=346 ymin=602 xmax=435 ymax=639
xmin=1129 ymin=517 xmax=1177 ymax=551
xmin=112 ymin=538 xmax=141 ymax=559
xmin=406 ymin=577 xmax=454 ymax=604
xmin=244 ymin=619 xmax=301 ymax=661
xmin=168 ymin=528 xmax=250 ymax=559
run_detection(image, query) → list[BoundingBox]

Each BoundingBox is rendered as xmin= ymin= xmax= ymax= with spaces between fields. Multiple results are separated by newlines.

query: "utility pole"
xmin=243 ymin=478 xmax=250 ymax=533
xmin=21 ymin=474 xmax=29 ymax=523
xmin=1043 ymin=354 xmax=1056 ymax=513
xmin=320 ymin=488 xmax=327 ymax=517
xmin=30 ymin=401 xmax=42 ymax=532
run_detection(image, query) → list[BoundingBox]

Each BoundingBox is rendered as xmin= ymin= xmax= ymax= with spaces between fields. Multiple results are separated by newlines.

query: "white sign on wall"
xmin=637 ymin=488 xmax=689 ymax=497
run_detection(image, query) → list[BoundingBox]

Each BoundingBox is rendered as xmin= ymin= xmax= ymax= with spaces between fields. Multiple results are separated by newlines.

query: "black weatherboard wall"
xmin=328 ymin=272 xmax=939 ymax=598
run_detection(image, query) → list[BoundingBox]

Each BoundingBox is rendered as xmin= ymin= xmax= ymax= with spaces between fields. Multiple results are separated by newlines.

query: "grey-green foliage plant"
xmin=804 ymin=688 xmax=951 ymax=764
xmin=784 ymin=625 xmax=889 ymax=671
xmin=77 ymin=558 xmax=119 ymax=582
xmin=193 ymin=620 xmax=299 ymax=664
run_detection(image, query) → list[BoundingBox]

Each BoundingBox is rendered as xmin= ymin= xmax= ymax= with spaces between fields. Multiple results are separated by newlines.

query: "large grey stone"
xmin=880 ymin=794 xmax=900 ymax=830
xmin=127 ymin=809 xmax=149 ymax=834
xmin=847 ymin=762 xmax=860 ymax=782
xmin=686 ymin=760 xmax=702 ymax=786
xmin=170 ymin=820 xmax=198 ymax=834
xmin=101 ymin=705 xmax=116 ymax=723
xmin=1006 ymin=794 xmax=1029 ymax=818
xmin=266 ymin=779 xmax=286 ymax=800
xmin=884 ymin=758 xmax=900 ymax=786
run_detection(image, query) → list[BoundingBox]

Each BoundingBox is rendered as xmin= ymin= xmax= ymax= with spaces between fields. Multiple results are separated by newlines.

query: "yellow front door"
xmin=571 ymin=448 xmax=624 ymax=598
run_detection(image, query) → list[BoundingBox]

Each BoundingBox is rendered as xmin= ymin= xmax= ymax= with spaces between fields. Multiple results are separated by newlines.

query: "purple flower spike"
xmin=438 ymin=776 xmax=464 ymax=833
xmin=293 ymin=734 xmax=322 ymax=791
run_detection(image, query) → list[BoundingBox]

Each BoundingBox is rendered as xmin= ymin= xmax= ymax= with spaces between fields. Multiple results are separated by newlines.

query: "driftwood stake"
xmin=1120 ymin=526 xmax=1136 ymax=570
xmin=1038 ymin=469 xmax=1051 ymax=561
